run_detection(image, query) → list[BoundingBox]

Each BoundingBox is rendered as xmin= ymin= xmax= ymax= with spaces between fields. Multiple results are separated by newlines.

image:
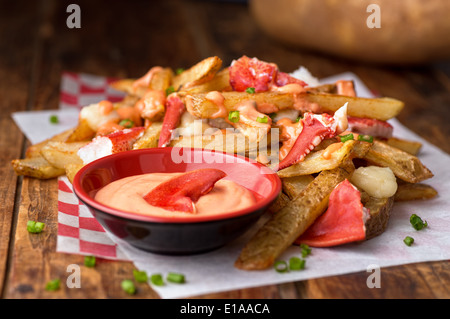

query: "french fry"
xmin=11 ymin=156 xmax=65 ymax=179
xmin=364 ymin=195 xmax=394 ymax=240
xmin=186 ymin=91 xmax=404 ymax=121
xmin=364 ymin=140 xmax=433 ymax=183
xmin=179 ymin=68 xmax=231 ymax=95
xmin=132 ymin=122 xmax=163 ymax=149
xmin=235 ymin=161 xmax=355 ymax=270
xmin=394 ymin=182 xmax=438 ymax=202
xmin=172 ymin=56 xmax=222 ymax=90
xmin=277 ymin=140 xmax=371 ymax=178
xmin=40 ymin=141 xmax=88 ymax=169
xmin=25 ymin=128 xmax=75 ymax=158
xmin=65 ymin=118 xmax=96 ymax=143
xmin=385 ymin=137 xmax=422 ymax=156
xmin=281 ymin=175 xmax=314 ymax=200
xmin=65 ymin=163 xmax=84 ymax=184
xmin=268 ymin=191 xmax=291 ymax=213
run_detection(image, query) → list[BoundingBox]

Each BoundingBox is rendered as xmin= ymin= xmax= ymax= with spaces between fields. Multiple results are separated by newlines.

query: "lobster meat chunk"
xmin=347 ymin=116 xmax=393 ymax=139
xmin=229 ymin=56 xmax=278 ymax=92
xmin=143 ymin=169 xmax=227 ymax=213
xmin=77 ymin=127 xmax=145 ymax=164
xmin=158 ymin=93 xmax=185 ymax=147
xmin=274 ymin=104 xmax=348 ymax=171
xmin=295 ymin=179 xmax=368 ymax=247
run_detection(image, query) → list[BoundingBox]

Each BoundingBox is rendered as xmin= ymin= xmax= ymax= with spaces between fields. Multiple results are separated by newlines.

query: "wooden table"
xmin=2 ymin=0 xmax=449 ymax=299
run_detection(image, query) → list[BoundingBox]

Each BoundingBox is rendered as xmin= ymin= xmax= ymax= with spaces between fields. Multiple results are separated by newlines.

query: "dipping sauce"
xmin=95 ymin=172 xmax=256 ymax=217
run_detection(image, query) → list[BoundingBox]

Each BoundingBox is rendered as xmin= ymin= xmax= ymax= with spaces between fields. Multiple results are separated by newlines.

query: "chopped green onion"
xmin=84 ymin=256 xmax=96 ymax=268
xmin=300 ymin=244 xmax=312 ymax=258
xmin=246 ymin=87 xmax=256 ymax=94
xmin=269 ymin=113 xmax=277 ymax=120
xmin=410 ymin=214 xmax=428 ymax=231
xmin=340 ymin=133 xmax=354 ymax=143
xmin=133 ymin=269 xmax=148 ymax=283
xmin=176 ymin=68 xmax=184 ymax=75
xmin=121 ymin=279 xmax=136 ymax=295
xmin=119 ymin=119 xmax=134 ymax=128
xmin=167 ymin=272 xmax=185 ymax=284
xmin=49 ymin=115 xmax=59 ymax=124
xmin=165 ymin=86 xmax=175 ymax=96
xmin=27 ymin=220 xmax=45 ymax=233
xmin=289 ymin=257 xmax=306 ymax=270
xmin=295 ymin=116 xmax=303 ymax=123
xmin=404 ymin=236 xmax=414 ymax=246
xmin=256 ymin=116 xmax=268 ymax=123
xmin=45 ymin=279 xmax=60 ymax=291
xmin=228 ymin=111 xmax=240 ymax=123
xmin=358 ymin=134 xmax=373 ymax=143
xmin=150 ymin=274 xmax=164 ymax=286
xmin=274 ymin=260 xmax=289 ymax=273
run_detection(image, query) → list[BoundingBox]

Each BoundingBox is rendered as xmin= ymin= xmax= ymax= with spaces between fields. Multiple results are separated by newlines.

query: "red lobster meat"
xmin=158 ymin=93 xmax=185 ymax=147
xmin=273 ymin=104 xmax=348 ymax=172
xmin=77 ymin=126 xmax=145 ymax=164
xmin=229 ymin=56 xmax=306 ymax=92
xmin=143 ymin=169 xmax=227 ymax=213
xmin=295 ymin=179 xmax=368 ymax=247
xmin=347 ymin=116 xmax=393 ymax=139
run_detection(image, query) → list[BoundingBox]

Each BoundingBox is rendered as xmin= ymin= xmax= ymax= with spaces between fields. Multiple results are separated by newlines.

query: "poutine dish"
xmin=11 ymin=56 xmax=437 ymax=270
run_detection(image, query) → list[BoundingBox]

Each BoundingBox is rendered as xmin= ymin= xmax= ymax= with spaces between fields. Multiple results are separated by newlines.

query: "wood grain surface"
xmin=1 ymin=0 xmax=449 ymax=299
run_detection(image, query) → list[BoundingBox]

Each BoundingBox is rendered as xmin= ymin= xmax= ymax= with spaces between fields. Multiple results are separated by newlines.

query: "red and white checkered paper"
xmin=56 ymin=72 xmax=128 ymax=260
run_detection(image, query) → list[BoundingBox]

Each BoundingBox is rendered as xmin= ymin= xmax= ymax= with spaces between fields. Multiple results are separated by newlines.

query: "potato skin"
xmin=364 ymin=195 xmax=394 ymax=240
xmin=250 ymin=0 xmax=450 ymax=64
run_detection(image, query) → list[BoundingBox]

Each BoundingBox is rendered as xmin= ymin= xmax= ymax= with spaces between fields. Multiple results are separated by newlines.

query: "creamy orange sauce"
xmin=321 ymin=142 xmax=344 ymax=160
xmin=96 ymin=119 xmax=123 ymax=136
xmin=292 ymin=94 xmax=321 ymax=113
xmin=98 ymin=100 xmax=114 ymax=115
xmin=257 ymin=102 xmax=279 ymax=114
xmin=117 ymin=106 xmax=143 ymax=127
xmin=132 ymin=66 xmax=163 ymax=90
xmin=205 ymin=91 xmax=228 ymax=118
xmin=271 ymin=83 xmax=305 ymax=94
xmin=336 ymin=80 xmax=356 ymax=97
xmin=276 ymin=118 xmax=303 ymax=160
xmin=135 ymin=89 xmax=166 ymax=120
xmin=95 ymin=173 xmax=256 ymax=217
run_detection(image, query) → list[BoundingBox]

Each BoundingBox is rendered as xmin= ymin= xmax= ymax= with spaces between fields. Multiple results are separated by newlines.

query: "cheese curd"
xmin=350 ymin=166 xmax=398 ymax=198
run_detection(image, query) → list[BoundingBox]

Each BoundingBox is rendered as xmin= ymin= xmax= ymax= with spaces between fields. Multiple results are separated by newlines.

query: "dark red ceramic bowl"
xmin=73 ymin=147 xmax=281 ymax=255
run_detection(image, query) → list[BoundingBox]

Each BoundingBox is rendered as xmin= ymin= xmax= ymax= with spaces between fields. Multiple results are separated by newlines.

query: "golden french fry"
xmin=40 ymin=141 xmax=88 ymax=169
xmin=364 ymin=140 xmax=433 ymax=183
xmin=268 ymin=192 xmax=291 ymax=213
xmin=277 ymin=140 xmax=371 ymax=178
xmin=281 ymin=175 xmax=314 ymax=200
xmin=11 ymin=156 xmax=65 ymax=179
xmin=186 ymin=91 xmax=403 ymax=121
xmin=364 ymin=195 xmax=394 ymax=240
xmin=132 ymin=122 xmax=163 ymax=149
xmin=179 ymin=68 xmax=231 ymax=95
xmin=172 ymin=56 xmax=222 ymax=90
xmin=385 ymin=137 xmax=422 ymax=156
xmin=25 ymin=128 xmax=75 ymax=158
xmin=65 ymin=163 xmax=84 ymax=184
xmin=394 ymin=182 xmax=438 ymax=202
xmin=235 ymin=161 xmax=355 ymax=270
xmin=66 ymin=118 xmax=96 ymax=143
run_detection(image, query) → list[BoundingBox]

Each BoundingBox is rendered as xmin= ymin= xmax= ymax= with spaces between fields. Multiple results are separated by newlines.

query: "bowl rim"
xmin=72 ymin=147 xmax=282 ymax=224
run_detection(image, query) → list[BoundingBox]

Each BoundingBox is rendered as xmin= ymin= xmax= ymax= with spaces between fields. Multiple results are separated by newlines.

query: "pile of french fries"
xmin=11 ymin=56 xmax=437 ymax=270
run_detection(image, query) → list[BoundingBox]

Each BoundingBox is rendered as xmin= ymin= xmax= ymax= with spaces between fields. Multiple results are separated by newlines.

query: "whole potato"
xmin=250 ymin=0 xmax=450 ymax=64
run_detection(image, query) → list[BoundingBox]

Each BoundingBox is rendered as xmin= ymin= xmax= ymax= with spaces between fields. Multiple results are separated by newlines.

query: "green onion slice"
xmin=45 ymin=279 xmax=61 ymax=291
xmin=410 ymin=214 xmax=428 ymax=231
xmin=228 ymin=111 xmax=240 ymax=123
xmin=289 ymin=257 xmax=306 ymax=271
xmin=340 ymin=133 xmax=354 ymax=143
xmin=403 ymin=236 xmax=414 ymax=246
xmin=49 ymin=115 xmax=59 ymax=124
xmin=175 ymin=68 xmax=184 ymax=75
xmin=121 ymin=279 xmax=136 ymax=295
xmin=165 ymin=86 xmax=175 ymax=96
xmin=27 ymin=220 xmax=45 ymax=233
xmin=274 ymin=260 xmax=289 ymax=273
xmin=150 ymin=274 xmax=164 ymax=286
xmin=358 ymin=134 xmax=374 ymax=143
xmin=133 ymin=269 xmax=148 ymax=283
xmin=84 ymin=256 xmax=96 ymax=268
xmin=166 ymin=272 xmax=185 ymax=284
xmin=256 ymin=116 xmax=268 ymax=123
xmin=246 ymin=87 xmax=256 ymax=94
xmin=119 ymin=119 xmax=134 ymax=128
xmin=300 ymin=244 xmax=312 ymax=258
